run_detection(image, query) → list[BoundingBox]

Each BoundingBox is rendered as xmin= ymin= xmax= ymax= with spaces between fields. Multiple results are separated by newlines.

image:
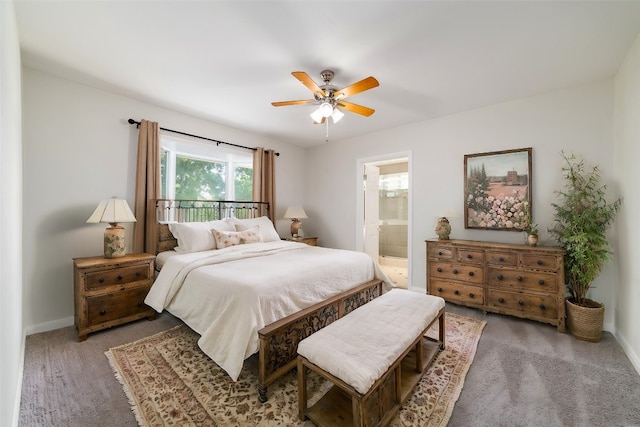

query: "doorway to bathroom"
xmin=357 ymin=153 xmax=410 ymax=289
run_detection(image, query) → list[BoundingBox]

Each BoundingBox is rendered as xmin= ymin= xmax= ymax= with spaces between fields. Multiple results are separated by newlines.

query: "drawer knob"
xmin=437 ymin=287 xmax=443 ymax=292
xmin=438 ymin=251 xmax=444 ymax=256
xmin=136 ymin=271 xmax=142 ymax=277
xmin=468 ymin=271 xmax=474 ymax=277
xmin=99 ymin=309 xmax=106 ymax=316
xmin=539 ymin=304 xmax=546 ymax=310
xmin=452 ymin=269 xmax=459 ymax=274
xmin=499 ymin=257 xmax=505 ymax=262
xmin=454 ymin=290 xmax=460 ymax=295
xmin=517 ymin=276 xmax=523 ymax=282
xmin=117 ymin=275 xmax=123 ymax=281
xmin=537 ymin=260 xmax=543 ymax=265
xmin=467 ymin=254 xmax=473 ymax=259
xmin=98 ymin=277 xmax=105 ymax=283
xmin=497 ymin=274 xmax=504 ymax=280
xmin=437 ymin=267 xmax=443 ymax=273
xmin=518 ymin=300 xmax=524 ymax=306
xmin=538 ymin=279 xmax=545 ymax=285
xmin=469 ymin=293 xmax=475 ymax=298
xmin=498 ymin=297 xmax=505 ymax=303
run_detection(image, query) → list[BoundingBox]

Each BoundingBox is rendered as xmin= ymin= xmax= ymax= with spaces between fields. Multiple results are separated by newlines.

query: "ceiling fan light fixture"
xmin=319 ymin=102 xmax=333 ymax=118
xmin=310 ymin=108 xmax=324 ymax=123
xmin=331 ymin=108 xmax=344 ymax=123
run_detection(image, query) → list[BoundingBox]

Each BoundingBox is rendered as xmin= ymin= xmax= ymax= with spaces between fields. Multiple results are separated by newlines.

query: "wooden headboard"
xmin=150 ymin=199 xmax=271 ymax=254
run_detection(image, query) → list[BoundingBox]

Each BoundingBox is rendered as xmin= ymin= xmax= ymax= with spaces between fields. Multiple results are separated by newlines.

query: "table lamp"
xmin=87 ymin=198 xmax=137 ymax=258
xmin=284 ymin=206 xmax=307 ymax=237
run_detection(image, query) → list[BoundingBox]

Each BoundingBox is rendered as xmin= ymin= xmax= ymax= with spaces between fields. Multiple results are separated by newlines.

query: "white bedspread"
xmin=145 ymin=240 xmax=392 ymax=381
xmin=297 ymin=289 xmax=445 ymax=394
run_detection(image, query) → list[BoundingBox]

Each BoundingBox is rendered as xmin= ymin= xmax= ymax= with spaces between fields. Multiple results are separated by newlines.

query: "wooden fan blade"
xmin=334 ymin=76 xmax=379 ymax=99
xmin=292 ymin=71 xmax=326 ymax=97
xmin=337 ymin=101 xmax=375 ymax=117
xmin=271 ymin=99 xmax=316 ymax=107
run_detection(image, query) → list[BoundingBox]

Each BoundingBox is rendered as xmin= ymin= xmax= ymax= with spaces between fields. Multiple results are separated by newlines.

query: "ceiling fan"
xmin=271 ymin=70 xmax=379 ymax=125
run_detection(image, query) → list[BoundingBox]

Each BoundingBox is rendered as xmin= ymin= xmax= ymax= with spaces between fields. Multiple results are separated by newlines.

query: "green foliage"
xmin=234 ymin=166 xmax=253 ymax=201
xmin=175 ymin=157 xmax=226 ymax=200
xmin=548 ymin=152 xmax=622 ymax=306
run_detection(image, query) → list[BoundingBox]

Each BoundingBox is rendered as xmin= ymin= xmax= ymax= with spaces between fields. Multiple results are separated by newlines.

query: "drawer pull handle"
xmin=538 ymin=279 xmax=545 ymax=285
xmin=518 ymin=300 xmax=524 ymax=306
xmin=438 ymin=251 xmax=444 ymax=256
xmin=497 ymin=274 xmax=504 ymax=280
xmin=98 ymin=278 xmax=105 ymax=283
xmin=117 ymin=275 xmax=123 ymax=281
xmin=517 ymin=276 xmax=523 ymax=282
xmin=437 ymin=267 xmax=443 ymax=273
xmin=468 ymin=271 xmax=474 ymax=277
xmin=99 ymin=309 xmax=106 ymax=316
xmin=537 ymin=260 xmax=543 ymax=265
xmin=539 ymin=304 xmax=546 ymax=310
xmin=469 ymin=293 xmax=475 ymax=298
xmin=454 ymin=290 xmax=460 ymax=295
xmin=452 ymin=269 xmax=459 ymax=274
xmin=499 ymin=257 xmax=505 ymax=262
xmin=498 ymin=297 xmax=505 ymax=303
xmin=437 ymin=287 xmax=443 ymax=292
xmin=467 ymin=254 xmax=473 ymax=259
xmin=136 ymin=271 xmax=142 ymax=277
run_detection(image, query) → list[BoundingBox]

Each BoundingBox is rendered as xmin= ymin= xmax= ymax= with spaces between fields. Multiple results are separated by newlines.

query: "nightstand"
xmin=73 ymin=253 xmax=156 ymax=341
xmin=285 ymin=236 xmax=318 ymax=246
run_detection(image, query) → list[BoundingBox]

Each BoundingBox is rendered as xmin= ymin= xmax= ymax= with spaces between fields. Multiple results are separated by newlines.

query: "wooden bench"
xmin=297 ymin=289 xmax=446 ymax=427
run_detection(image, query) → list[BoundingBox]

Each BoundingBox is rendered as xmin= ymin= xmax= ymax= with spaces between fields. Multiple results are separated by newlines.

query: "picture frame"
xmin=464 ymin=147 xmax=532 ymax=231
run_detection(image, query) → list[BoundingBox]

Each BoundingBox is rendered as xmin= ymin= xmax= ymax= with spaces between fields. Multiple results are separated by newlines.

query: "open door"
xmin=363 ymin=164 xmax=380 ymax=261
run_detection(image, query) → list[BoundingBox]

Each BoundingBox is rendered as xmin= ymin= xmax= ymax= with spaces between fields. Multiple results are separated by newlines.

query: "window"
xmin=160 ymin=135 xmax=253 ymax=200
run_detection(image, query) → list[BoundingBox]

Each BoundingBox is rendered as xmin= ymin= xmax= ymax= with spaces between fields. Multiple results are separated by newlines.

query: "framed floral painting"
xmin=464 ymin=147 xmax=532 ymax=231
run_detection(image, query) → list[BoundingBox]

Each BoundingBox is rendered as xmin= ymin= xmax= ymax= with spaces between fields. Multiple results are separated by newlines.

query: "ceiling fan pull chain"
xmin=325 ymin=119 xmax=329 ymax=142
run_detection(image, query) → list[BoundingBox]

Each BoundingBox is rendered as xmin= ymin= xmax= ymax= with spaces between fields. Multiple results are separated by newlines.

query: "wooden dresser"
xmin=73 ymin=253 xmax=156 ymax=341
xmin=426 ymin=239 xmax=565 ymax=332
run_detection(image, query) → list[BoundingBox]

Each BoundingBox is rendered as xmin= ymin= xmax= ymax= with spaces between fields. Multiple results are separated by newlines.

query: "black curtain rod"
xmin=127 ymin=119 xmax=279 ymax=156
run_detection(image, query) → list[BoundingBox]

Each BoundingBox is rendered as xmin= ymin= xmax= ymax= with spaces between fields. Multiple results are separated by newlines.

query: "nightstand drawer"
xmin=85 ymin=264 xmax=150 ymax=290
xmin=86 ymin=286 xmax=152 ymax=326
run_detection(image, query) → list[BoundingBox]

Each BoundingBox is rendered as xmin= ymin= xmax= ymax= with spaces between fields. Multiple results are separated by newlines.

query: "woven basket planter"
xmin=565 ymin=298 xmax=604 ymax=342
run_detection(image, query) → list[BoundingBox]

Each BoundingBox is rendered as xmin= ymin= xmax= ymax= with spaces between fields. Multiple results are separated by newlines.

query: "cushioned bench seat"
xmin=297 ymin=289 xmax=446 ymax=427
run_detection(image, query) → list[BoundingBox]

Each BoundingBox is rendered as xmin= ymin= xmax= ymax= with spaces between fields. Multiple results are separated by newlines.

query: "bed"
xmin=144 ymin=199 xmax=391 ymax=401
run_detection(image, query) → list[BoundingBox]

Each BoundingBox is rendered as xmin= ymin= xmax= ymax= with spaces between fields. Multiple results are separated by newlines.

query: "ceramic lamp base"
xmin=290 ymin=219 xmax=302 ymax=237
xmin=104 ymin=224 xmax=126 ymax=258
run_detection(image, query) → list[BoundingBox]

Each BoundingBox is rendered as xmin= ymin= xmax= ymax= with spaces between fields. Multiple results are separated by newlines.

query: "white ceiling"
xmin=14 ymin=1 xmax=640 ymax=147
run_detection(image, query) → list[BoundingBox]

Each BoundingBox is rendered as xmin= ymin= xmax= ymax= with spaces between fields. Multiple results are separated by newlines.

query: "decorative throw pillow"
xmin=211 ymin=225 xmax=263 ymax=249
xmin=227 ymin=216 xmax=281 ymax=242
xmin=168 ymin=220 xmax=234 ymax=252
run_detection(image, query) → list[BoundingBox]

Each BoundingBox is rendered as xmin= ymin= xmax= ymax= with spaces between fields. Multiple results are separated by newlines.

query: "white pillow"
xmin=168 ymin=220 xmax=234 ymax=253
xmin=227 ymin=216 xmax=281 ymax=242
xmin=211 ymin=226 xmax=263 ymax=249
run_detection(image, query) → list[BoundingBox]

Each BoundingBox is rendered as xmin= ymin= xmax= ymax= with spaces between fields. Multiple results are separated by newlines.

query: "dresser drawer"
xmin=486 ymin=251 xmax=518 ymax=266
xmin=430 ymin=280 xmax=484 ymax=305
xmin=86 ymin=286 xmax=152 ymax=326
xmin=521 ymin=254 xmax=560 ymax=271
xmin=85 ymin=264 xmax=150 ymax=290
xmin=487 ymin=268 xmax=558 ymax=293
xmin=487 ymin=289 xmax=558 ymax=320
xmin=429 ymin=262 xmax=484 ymax=284
xmin=457 ymin=248 xmax=484 ymax=264
xmin=427 ymin=244 xmax=455 ymax=260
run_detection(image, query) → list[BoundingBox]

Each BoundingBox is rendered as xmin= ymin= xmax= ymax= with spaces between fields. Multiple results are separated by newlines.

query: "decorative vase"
xmin=565 ymin=298 xmax=604 ymax=342
xmin=435 ymin=217 xmax=451 ymax=240
xmin=527 ymin=234 xmax=538 ymax=247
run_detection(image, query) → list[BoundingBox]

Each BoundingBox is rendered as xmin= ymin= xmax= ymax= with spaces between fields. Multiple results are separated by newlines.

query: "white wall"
xmin=613 ymin=34 xmax=640 ymax=371
xmin=306 ymin=81 xmax=619 ymax=325
xmin=1 ymin=1 xmax=24 ymax=425
xmin=21 ymin=68 xmax=307 ymax=331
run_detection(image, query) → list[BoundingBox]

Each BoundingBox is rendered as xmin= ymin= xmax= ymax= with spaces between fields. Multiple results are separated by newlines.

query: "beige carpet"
xmin=106 ymin=312 xmax=486 ymax=426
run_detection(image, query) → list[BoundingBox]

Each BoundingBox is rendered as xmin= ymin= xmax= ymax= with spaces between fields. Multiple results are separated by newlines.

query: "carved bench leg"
xmin=258 ymin=383 xmax=268 ymax=403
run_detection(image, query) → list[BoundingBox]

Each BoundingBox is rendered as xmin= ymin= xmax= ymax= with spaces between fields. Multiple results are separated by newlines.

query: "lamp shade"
xmin=87 ymin=198 xmax=137 ymax=224
xmin=284 ymin=206 xmax=307 ymax=220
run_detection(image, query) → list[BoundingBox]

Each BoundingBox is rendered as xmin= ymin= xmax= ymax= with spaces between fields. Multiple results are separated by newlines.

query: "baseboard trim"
xmin=614 ymin=329 xmax=640 ymax=376
xmin=24 ymin=316 xmax=74 ymax=336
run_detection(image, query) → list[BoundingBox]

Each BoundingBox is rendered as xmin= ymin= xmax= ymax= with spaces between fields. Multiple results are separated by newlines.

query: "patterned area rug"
xmin=106 ymin=312 xmax=486 ymax=426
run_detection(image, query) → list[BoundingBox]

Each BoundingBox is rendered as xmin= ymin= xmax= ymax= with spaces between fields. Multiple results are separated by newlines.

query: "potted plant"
xmin=521 ymin=202 xmax=538 ymax=246
xmin=548 ymin=152 xmax=622 ymax=342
